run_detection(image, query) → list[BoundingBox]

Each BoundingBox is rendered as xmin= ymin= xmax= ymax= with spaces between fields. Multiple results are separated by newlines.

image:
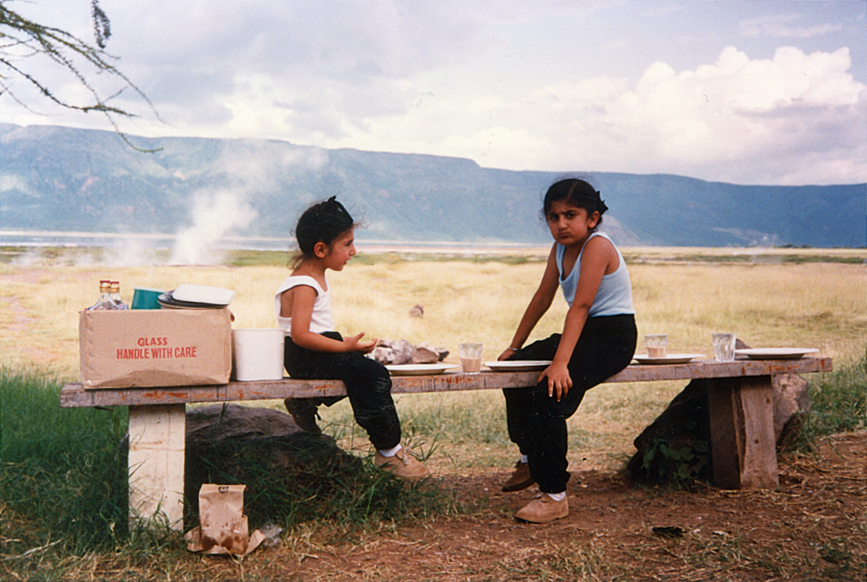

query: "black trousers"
xmin=284 ymin=331 xmax=401 ymax=450
xmin=503 ymin=315 xmax=637 ymax=493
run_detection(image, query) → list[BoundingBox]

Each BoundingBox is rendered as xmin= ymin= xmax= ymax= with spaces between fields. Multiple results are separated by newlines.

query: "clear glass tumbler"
xmin=712 ymin=333 xmax=737 ymax=362
xmin=458 ymin=342 xmax=483 ymax=374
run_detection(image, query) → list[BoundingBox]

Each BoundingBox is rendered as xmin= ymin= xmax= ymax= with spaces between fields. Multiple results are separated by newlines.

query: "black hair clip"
xmin=597 ymin=197 xmax=609 ymax=214
xmin=573 ymin=191 xmax=608 ymax=214
xmin=324 ymin=196 xmax=353 ymax=222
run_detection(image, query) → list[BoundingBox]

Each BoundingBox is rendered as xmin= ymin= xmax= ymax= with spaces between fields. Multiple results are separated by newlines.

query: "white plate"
xmin=736 ymin=348 xmax=819 ymax=360
xmin=385 ymin=364 xmax=457 ymax=376
xmin=633 ymin=354 xmax=705 ymax=365
xmin=485 ymin=360 xmax=552 ymax=372
xmin=172 ymin=284 xmax=236 ymax=306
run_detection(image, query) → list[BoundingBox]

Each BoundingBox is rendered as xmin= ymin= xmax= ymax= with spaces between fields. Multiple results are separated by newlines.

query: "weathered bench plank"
xmin=60 ymin=357 xmax=832 ymax=407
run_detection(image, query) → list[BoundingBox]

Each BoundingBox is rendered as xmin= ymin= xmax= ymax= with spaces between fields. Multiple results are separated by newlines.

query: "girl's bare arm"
xmin=498 ymin=245 xmax=560 ymax=360
xmin=284 ymin=286 xmax=352 ymax=353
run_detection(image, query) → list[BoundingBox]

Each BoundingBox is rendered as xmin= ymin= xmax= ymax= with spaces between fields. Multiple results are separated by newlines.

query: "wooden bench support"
xmin=128 ymin=404 xmax=186 ymax=531
xmin=707 ymin=376 xmax=779 ymax=489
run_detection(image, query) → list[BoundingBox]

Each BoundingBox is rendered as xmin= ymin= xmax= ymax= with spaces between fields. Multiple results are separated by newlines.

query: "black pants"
xmin=503 ymin=315 xmax=637 ymax=493
xmin=284 ymin=331 xmax=401 ymax=450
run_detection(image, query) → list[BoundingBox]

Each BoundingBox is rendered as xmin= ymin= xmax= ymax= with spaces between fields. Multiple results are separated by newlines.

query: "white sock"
xmin=520 ymin=455 xmax=528 ymax=464
xmin=546 ymin=491 xmax=566 ymax=502
xmin=378 ymin=444 xmax=403 ymax=458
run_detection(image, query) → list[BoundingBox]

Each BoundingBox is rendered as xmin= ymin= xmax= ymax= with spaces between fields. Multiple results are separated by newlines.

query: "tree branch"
xmin=0 ymin=0 xmax=163 ymax=151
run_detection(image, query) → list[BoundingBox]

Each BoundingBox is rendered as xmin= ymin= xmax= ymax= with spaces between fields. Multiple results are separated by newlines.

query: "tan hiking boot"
xmin=502 ymin=461 xmax=535 ymax=492
xmin=374 ymin=447 xmax=431 ymax=481
xmin=515 ymin=494 xmax=569 ymax=523
xmin=284 ymin=398 xmax=321 ymax=433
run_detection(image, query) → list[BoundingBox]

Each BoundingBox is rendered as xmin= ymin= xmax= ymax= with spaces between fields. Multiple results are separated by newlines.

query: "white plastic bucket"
xmin=231 ymin=329 xmax=285 ymax=381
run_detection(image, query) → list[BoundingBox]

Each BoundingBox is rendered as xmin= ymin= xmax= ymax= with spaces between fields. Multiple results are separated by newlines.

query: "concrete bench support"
xmin=128 ymin=404 xmax=186 ymax=531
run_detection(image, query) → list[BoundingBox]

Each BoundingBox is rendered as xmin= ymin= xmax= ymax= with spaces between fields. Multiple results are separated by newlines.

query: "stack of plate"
xmin=158 ymin=284 xmax=236 ymax=309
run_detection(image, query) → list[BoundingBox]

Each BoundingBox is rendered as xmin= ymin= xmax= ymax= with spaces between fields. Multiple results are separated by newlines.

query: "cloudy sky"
xmin=4 ymin=0 xmax=866 ymax=186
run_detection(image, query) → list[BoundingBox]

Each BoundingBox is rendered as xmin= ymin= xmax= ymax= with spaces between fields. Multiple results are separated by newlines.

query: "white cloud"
xmin=420 ymin=46 xmax=867 ymax=184
xmin=739 ymin=14 xmax=843 ymax=39
xmin=0 ymin=174 xmax=31 ymax=194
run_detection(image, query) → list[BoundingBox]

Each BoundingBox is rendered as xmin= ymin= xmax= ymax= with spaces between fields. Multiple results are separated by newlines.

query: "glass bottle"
xmin=110 ymin=281 xmax=128 ymax=309
xmin=87 ymin=280 xmax=118 ymax=311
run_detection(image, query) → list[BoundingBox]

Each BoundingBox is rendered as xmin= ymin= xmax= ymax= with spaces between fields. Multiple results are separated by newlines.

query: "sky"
xmin=3 ymin=0 xmax=866 ymax=186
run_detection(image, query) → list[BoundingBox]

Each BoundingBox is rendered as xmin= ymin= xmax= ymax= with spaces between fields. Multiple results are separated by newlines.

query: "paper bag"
xmin=185 ymin=484 xmax=265 ymax=557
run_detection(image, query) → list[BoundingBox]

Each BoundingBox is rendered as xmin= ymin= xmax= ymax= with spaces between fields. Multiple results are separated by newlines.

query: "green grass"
xmin=797 ymin=349 xmax=867 ymax=447
xmin=0 ymin=368 xmax=466 ymax=572
xmin=0 ymin=368 xmax=130 ymax=555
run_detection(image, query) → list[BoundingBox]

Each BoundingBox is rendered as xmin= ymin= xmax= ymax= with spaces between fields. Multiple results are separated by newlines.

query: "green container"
xmin=131 ymin=288 xmax=164 ymax=310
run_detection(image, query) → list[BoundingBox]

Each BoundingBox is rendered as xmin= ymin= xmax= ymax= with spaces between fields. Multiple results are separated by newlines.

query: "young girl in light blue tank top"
xmin=497 ymin=178 xmax=637 ymax=523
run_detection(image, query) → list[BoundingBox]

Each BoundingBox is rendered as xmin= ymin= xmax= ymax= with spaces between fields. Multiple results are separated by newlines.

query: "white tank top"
xmin=556 ymin=232 xmax=635 ymax=317
xmin=274 ymin=275 xmax=334 ymax=335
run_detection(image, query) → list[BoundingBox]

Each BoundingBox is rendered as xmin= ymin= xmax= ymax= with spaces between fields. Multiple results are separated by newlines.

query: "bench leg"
xmin=707 ymin=376 xmax=779 ymax=489
xmin=128 ymin=404 xmax=186 ymax=531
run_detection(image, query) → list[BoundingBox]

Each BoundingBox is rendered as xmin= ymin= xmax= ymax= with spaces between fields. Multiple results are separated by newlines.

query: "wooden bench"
xmin=60 ymin=356 xmax=832 ymax=530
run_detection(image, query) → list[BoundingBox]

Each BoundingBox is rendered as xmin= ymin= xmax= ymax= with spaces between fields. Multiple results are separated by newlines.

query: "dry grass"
xmin=1 ymin=246 xmax=864 ymax=476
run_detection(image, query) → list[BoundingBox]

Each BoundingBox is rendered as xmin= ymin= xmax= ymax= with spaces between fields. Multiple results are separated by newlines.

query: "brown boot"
xmin=374 ymin=447 xmax=431 ymax=481
xmin=502 ymin=461 xmax=535 ymax=492
xmin=283 ymin=398 xmax=321 ymax=433
xmin=515 ymin=494 xmax=569 ymax=523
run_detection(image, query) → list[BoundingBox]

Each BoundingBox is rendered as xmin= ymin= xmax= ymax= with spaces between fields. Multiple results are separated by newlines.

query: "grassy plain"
xmin=1 ymin=245 xmax=864 ymax=473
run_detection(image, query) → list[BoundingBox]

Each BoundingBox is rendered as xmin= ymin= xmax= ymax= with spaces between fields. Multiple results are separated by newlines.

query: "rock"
xmin=626 ymin=379 xmax=713 ymax=485
xmin=184 ymin=404 xmax=362 ymax=516
xmin=372 ymin=345 xmax=396 ymax=364
xmin=412 ymin=343 xmax=440 ymax=364
xmin=773 ymin=373 xmax=811 ymax=445
xmin=372 ymin=339 xmax=450 ymax=365
xmin=375 ymin=339 xmax=414 ymax=364
xmin=186 ymin=403 xmax=305 ymax=440
xmin=408 ymin=304 xmax=424 ymax=318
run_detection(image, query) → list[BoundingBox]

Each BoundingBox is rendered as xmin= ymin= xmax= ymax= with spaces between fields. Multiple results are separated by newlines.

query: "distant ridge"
xmin=1 ymin=123 xmax=864 ymax=248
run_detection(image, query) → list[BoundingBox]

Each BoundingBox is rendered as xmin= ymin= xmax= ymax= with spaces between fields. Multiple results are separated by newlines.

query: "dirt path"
xmin=187 ymin=432 xmax=865 ymax=581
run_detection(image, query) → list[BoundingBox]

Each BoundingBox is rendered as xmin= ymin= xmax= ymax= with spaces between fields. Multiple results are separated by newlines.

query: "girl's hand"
xmin=497 ymin=348 xmax=515 ymax=361
xmin=539 ymin=361 xmax=572 ymax=401
xmin=344 ymin=332 xmax=377 ymax=354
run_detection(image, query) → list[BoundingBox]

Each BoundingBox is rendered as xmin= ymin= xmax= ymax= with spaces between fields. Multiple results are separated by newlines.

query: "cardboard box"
xmin=79 ymin=308 xmax=232 ymax=389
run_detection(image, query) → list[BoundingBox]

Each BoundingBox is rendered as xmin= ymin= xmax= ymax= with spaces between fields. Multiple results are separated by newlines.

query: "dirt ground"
xmin=161 ymin=432 xmax=865 ymax=582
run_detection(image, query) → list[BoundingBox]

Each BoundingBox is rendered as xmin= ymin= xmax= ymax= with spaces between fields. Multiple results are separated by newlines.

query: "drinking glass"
xmin=644 ymin=334 xmax=667 ymax=358
xmin=458 ymin=343 xmax=483 ymax=374
xmin=712 ymin=333 xmax=737 ymax=362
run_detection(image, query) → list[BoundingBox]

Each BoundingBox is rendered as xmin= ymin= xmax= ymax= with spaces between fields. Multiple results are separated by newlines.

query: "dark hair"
xmin=543 ymin=178 xmax=608 ymax=228
xmin=293 ymin=196 xmax=355 ymax=260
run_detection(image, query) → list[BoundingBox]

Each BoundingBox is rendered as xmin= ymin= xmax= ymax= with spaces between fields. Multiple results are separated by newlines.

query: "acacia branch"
xmin=0 ymin=0 xmax=163 ymax=151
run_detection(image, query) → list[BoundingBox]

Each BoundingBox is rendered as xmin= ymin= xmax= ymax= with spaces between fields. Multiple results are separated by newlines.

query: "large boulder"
xmin=184 ymin=404 xmax=362 ymax=516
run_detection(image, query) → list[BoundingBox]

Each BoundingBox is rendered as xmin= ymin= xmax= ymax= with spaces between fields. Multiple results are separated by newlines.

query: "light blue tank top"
xmin=556 ymin=232 xmax=635 ymax=317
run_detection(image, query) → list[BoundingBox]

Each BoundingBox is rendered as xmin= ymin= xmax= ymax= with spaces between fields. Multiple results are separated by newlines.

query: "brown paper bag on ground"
xmin=185 ymin=484 xmax=265 ymax=557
